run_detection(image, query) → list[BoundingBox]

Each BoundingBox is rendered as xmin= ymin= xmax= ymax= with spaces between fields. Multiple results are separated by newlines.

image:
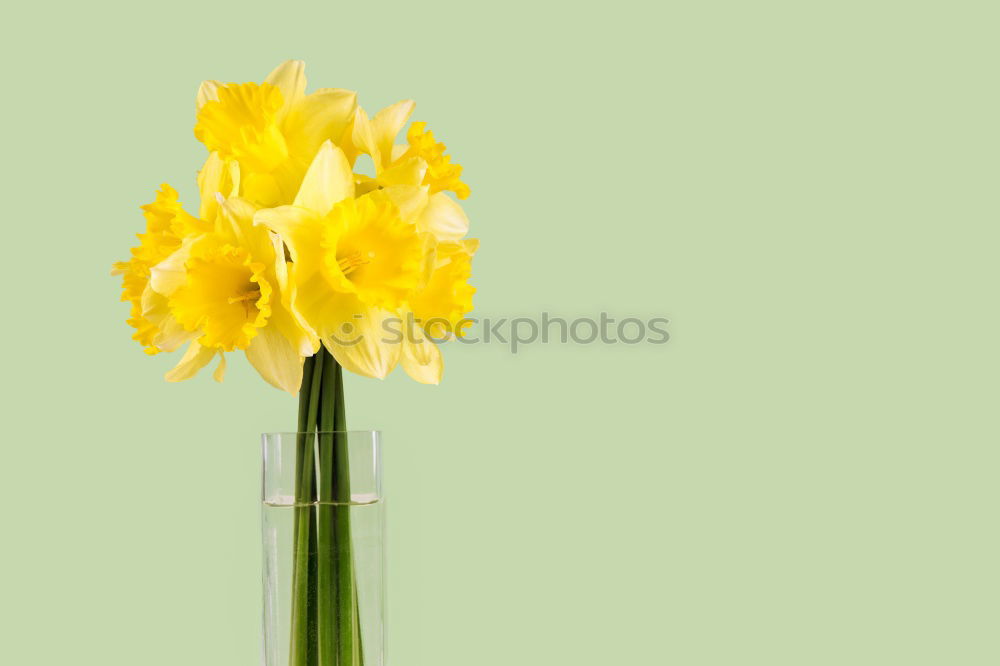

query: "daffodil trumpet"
xmin=113 ymin=60 xmax=477 ymax=666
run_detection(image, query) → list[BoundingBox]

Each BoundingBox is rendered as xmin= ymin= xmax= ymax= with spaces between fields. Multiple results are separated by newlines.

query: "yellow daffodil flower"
xmin=350 ymin=102 xmax=469 ymax=198
xmin=410 ymin=239 xmax=478 ymax=340
xmin=348 ymin=101 xmax=472 ymax=242
xmin=157 ymin=192 xmax=319 ymax=394
xmin=403 ymin=122 xmax=470 ymax=199
xmin=195 ymin=61 xmax=357 ymax=208
xmin=112 ymin=180 xmax=214 ymax=354
xmin=256 ymin=140 xmax=476 ymax=384
xmin=397 ymin=239 xmax=478 ymax=384
xmin=256 ymin=141 xmax=422 ymax=378
xmin=116 ymin=153 xmax=316 ymax=393
xmin=348 ymin=103 xmax=477 ymax=383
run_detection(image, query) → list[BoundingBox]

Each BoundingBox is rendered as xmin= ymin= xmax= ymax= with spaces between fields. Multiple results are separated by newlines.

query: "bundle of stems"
xmin=290 ymin=348 xmax=363 ymax=666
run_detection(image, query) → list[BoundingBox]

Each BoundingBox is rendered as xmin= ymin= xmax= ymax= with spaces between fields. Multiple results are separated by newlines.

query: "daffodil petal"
xmin=292 ymin=141 xmax=354 ymax=215
xmin=373 ymin=100 xmax=415 ymax=170
xmin=165 ymin=342 xmax=217 ymax=382
xmin=197 ymin=80 xmax=222 ymax=110
xmin=213 ymin=353 xmax=227 ymax=382
xmin=351 ymin=107 xmax=378 ymax=165
xmin=254 ymin=206 xmax=320 ymax=265
xmin=197 ymin=152 xmax=238 ymax=220
xmin=271 ymin=235 xmax=320 ymax=356
xmin=377 ymin=156 xmax=426 ymax=188
xmin=322 ymin=307 xmax=401 ymax=379
xmin=418 ymin=192 xmax=470 ymax=240
xmin=264 ymin=60 xmax=307 ymax=121
xmin=245 ymin=325 xmax=304 ymax=394
xmin=155 ymin=320 xmax=196 ymax=353
xmin=400 ymin=330 xmax=443 ymax=385
xmin=149 ymin=237 xmax=196 ymax=297
xmin=379 ymin=185 xmax=429 ymax=223
xmin=284 ymin=89 xmax=357 ymax=162
xmin=390 ymin=144 xmax=409 ymax=162
xmin=219 ymin=198 xmax=266 ymax=255
xmin=141 ymin=287 xmax=196 ymax=352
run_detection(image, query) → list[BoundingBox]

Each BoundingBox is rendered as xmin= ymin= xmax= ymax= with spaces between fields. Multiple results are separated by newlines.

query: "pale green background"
xmin=2 ymin=1 xmax=998 ymax=664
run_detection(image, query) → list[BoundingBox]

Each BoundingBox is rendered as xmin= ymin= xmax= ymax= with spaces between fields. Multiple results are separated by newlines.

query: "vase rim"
xmin=263 ymin=430 xmax=381 ymax=436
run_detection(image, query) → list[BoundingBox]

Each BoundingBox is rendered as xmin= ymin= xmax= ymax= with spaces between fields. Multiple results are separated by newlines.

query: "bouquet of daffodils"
xmin=114 ymin=60 xmax=476 ymax=392
xmin=113 ymin=61 xmax=477 ymax=666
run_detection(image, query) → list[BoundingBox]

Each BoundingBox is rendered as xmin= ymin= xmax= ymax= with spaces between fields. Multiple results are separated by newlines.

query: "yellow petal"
xmin=372 ymin=100 xmax=415 ymax=170
xmin=271 ymin=235 xmax=320 ymax=356
xmin=390 ymin=144 xmax=410 ymax=162
xmin=351 ymin=107 xmax=379 ymax=165
xmin=377 ymin=156 xmax=426 ymax=188
xmin=264 ymin=60 xmax=307 ymax=121
xmin=321 ymin=306 xmax=401 ymax=379
xmin=284 ymin=88 xmax=357 ymax=163
xmin=149 ymin=237 xmax=196 ymax=297
xmin=196 ymin=80 xmax=222 ymax=110
xmin=400 ymin=327 xmax=443 ymax=385
xmin=241 ymin=172 xmax=283 ymax=208
xmin=213 ymin=353 xmax=227 ymax=382
xmin=459 ymin=238 xmax=480 ymax=256
xmin=197 ymin=153 xmax=239 ymax=220
xmin=254 ymin=206 xmax=321 ymax=265
xmin=141 ymin=286 xmax=196 ymax=352
xmin=219 ymin=198 xmax=266 ymax=252
xmin=379 ymin=185 xmax=429 ymax=223
xmin=418 ymin=192 xmax=470 ymax=240
xmin=245 ymin=325 xmax=304 ymax=394
xmin=293 ymin=141 xmax=354 ymax=215
xmin=155 ymin=320 xmax=196 ymax=353
xmin=165 ymin=342 xmax=217 ymax=382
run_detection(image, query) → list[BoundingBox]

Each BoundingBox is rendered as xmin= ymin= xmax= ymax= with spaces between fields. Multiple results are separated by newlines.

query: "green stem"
xmin=291 ymin=349 xmax=363 ymax=666
xmin=316 ymin=351 xmax=339 ymax=664
xmin=330 ymin=361 xmax=359 ymax=666
xmin=290 ymin=353 xmax=324 ymax=666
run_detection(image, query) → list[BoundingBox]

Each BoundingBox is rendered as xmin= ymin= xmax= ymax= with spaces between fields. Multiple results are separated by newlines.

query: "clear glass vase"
xmin=262 ymin=431 xmax=385 ymax=666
